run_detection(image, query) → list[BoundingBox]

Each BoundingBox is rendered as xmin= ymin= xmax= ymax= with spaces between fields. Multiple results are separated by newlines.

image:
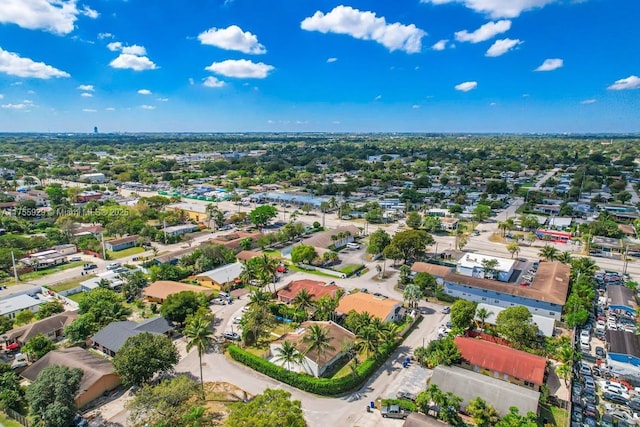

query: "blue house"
xmin=607 ymin=330 xmax=640 ymax=376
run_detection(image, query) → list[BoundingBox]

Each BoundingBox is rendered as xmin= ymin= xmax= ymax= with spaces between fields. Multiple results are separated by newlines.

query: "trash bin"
xmin=370 ymin=401 xmax=375 ymax=409
xmin=366 ymin=406 xmax=371 ymax=413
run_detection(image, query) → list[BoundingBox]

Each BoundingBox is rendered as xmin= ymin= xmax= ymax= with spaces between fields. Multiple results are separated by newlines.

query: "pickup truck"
xmin=381 ymin=405 xmax=411 ymax=419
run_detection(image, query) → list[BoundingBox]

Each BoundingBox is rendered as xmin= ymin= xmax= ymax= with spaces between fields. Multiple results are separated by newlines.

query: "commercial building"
xmin=456 ymin=253 xmax=515 ymax=282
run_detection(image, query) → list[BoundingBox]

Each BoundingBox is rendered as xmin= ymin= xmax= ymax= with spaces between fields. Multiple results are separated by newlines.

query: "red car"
xmin=276 ymin=266 xmax=288 ymax=273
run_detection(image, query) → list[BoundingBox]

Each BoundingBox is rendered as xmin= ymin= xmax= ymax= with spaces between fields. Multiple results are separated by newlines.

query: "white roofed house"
xmin=456 ymin=253 xmax=515 ymax=282
xmin=0 ymin=295 xmax=42 ymax=320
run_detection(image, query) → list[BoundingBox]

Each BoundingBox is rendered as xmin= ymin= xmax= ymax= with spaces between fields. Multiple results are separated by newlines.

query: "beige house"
xmin=143 ymin=280 xmax=213 ymax=303
xmin=336 ymin=293 xmax=403 ymax=322
xmin=269 ymin=321 xmax=355 ymax=377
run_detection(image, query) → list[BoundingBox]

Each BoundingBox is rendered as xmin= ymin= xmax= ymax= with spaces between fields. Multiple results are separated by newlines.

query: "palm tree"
xmin=506 ymin=242 xmax=520 ymax=259
xmin=475 ymin=307 xmax=492 ymax=329
xmin=556 ymin=363 xmax=571 ymax=387
xmin=273 ymin=340 xmax=304 ymax=372
xmin=539 ymin=245 xmax=559 ymax=261
xmin=403 ymin=283 xmax=423 ymax=309
xmin=292 ymin=289 xmax=315 ymax=321
xmin=255 ymin=254 xmax=278 ymax=294
xmin=356 ymin=325 xmax=380 ymax=359
xmin=184 ymin=315 xmax=214 ymax=397
xmin=557 ymin=250 xmax=572 ymax=264
xmin=302 ymin=324 xmax=335 ymax=372
xmin=249 ymin=288 xmax=271 ymax=307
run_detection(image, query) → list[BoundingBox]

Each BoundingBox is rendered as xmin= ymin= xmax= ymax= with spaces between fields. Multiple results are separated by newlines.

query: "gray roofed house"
xmin=91 ymin=316 xmax=173 ymax=357
xmin=607 ymin=285 xmax=637 ymax=315
xmin=429 ymin=365 xmax=540 ymax=417
xmin=2 ymin=311 xmax=77 ymax=347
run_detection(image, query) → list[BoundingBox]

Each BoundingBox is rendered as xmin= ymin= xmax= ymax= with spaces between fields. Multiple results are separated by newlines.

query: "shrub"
xmin=381 ymin=398 xmax=417 ymax=412
xmin=435 ymin=290 xmax=455 ymax=303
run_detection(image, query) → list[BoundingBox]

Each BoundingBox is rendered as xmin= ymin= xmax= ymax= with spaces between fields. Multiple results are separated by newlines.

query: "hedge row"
xmin=228 ymin=315 xmax=423 ymax=396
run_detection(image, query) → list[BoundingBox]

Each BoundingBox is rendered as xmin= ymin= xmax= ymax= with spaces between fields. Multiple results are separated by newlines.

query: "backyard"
xmin=107 ymin=246 xmax=146 ymax=259
xmin=47 ymin=275 xmax=96 ymax=293
xmin=15 ymin=261 xmax=85 ymax=282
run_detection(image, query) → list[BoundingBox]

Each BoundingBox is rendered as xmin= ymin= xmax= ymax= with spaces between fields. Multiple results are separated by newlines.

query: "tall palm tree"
xmin=557 ymin=250 xmax=572 ymax=264
xmin=249 ymin=288 xmax=271 ymax=308
xmin=403 ymin=283 xmax=423 ymax=309
xmin=255 ymin=254 xmax=279 ymax=294
xmin=273 ymin=340 xmax=305 ymax=372
xmin=302 ymin=324 xmax=335 ymax=371
xmin=292 ymin=289 xmax=315 ymax=321
xmin=475 ymin=307 xmax=492 ymax=329
xmin=356 ymin=325 xmax=380 ymax=359
xmin=539 ymin=245 xmax=560 ymax=261
xmin=184 ymin=315 xmax=214 ymax=397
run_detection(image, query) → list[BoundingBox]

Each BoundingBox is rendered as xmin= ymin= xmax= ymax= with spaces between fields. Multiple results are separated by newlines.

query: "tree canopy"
xmin=27 ymin=365 xmax=83 ymax=427
xmin=113 ymin=332 xmax=179 ymax=387
xmin=248 ymin=205 xmax=277 ymax=227
xmin=160 ymin=291 xmax=208 ymax=325
xmin=226 ymin=388 xmax=306 ymax=427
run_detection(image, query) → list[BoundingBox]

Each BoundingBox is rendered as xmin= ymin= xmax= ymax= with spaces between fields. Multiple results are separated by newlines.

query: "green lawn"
xmin=337 ymin=264 xmax=363 ymax=275
xmin=538 ymin=405 xmax=568 ymax=427
xmin=48 ymin=275 xmax=95 ymax=293
xmin=18 ymin=261 xmax=85 ymax=281
xmin=107 ymin=246 xmax=145 ymax=259
xmin=67 ymin=292 xmax=85 ymax=303
xmin=288 ymin=265 xmax=340 ymax=278
xmin=0 ymin=413 xmax=23 ymax=427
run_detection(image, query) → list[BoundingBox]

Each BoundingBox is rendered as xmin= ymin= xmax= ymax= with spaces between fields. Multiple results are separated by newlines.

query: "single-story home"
xmin=299 ymin=225 xmax=361 ymax=250
xmin=143 ymin=281 xmax=213 ymax=303
xmin=0 ymin=294 xmax=42 ymax=320
xmin=104 ymin=235 xmax=139 ymax=252
xmin=454 ymin=336 xmax=546 ymax=391
xmin=336 ymin=293 xmax=403 ymax=323
xmin=81 ymin=271 xmax=124 ymax=291
xmin=429 ymin=365 xmax=540 ymax=417
xmin=277 ymin=280 xmax=342 ymax=304
xmin=207 ymin=231 xmax=263 ymax=251
xmin=21 ymin=347 xmax=121 ymax=408
xmin=606 ymin=330 xmax=640 ymax=376
xmin=607 ymin=285 xmax=637 ymax=316
xmin=163 ymin=224 xmax=199 ymax=237
xmin=195 ymin=262 xmax=244 ymax=290
xmin=474 ymin=303 xmax=555 ymax=337
xmin=403 ymin=413 xmax=449 ymax=427
xmin=269 ymin=321 xmax=355 ymax=377
xmin=411 ymin=262 xmax=452 ymax=284
xmin=440 ymin=217 xmax=459 ymax=231
xmin=2 ymin=311 xmax=77 ymax=350
xmin=91 ymin=316 xmax=173 ymax=357
xmin=236 ymin=250 xmax=261 ymax=263
xmin=152 ymin=247 xmax=196 ymax=265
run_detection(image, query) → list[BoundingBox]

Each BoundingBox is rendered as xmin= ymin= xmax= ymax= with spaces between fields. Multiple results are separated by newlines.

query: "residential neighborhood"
xmin=1 ymin=133 xmax=640 ymax=427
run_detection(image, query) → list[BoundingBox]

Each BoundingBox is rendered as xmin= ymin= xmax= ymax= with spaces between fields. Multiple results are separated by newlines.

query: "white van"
xmin=346 ymin=243 xmax=360 ymax=250
xmin=107 ymin=262 xmax=121 ymax=270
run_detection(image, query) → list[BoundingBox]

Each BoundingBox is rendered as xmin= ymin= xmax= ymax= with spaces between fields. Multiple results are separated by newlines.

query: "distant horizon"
xmin=0 ymin=1 xmax=638 ymax=133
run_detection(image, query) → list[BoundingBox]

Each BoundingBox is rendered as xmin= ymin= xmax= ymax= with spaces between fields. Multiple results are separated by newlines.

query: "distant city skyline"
xmin=0 ymin=0 xmax=638 ymax=133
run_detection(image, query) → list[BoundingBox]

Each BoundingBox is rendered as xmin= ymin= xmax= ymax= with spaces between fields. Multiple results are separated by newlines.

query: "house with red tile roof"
xmin=454 ymin=336 xmax=547 ymax=391
xmin=277 ymin=280 xmax=341 ymax=304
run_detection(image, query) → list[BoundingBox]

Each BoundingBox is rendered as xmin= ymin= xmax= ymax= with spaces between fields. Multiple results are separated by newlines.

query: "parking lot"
xmin=571 ymin=271 xmax=640 ymax=427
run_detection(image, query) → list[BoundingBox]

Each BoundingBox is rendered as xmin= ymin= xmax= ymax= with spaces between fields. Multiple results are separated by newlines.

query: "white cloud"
xmin=455 ymin=20 xmax=511 ymax=43
xmin=81 ymin=5 xmax=98 ymax=19
xmin=0 ymin=94 xmax=3 ymax=99
xmin=205 ymin=59 xmax=273 ymax=79
xmin=327 ymin=57 xmax=338 ymax=63
xmin=203 ymin=76 xmax=226 ymax=88
xmin=332 ymin=120 xmax=341 ymax=124
xmin=374 ymin=95 xmax=382 ymax=100
xmin=110 ymin=53 xmax=157 ymax=71
xmin=188 ymin=78 xmax=195 ymax=85
xmin=105 ymin=107 xmax=115 ymax=111
xmin=140 ymin=105 xmax=156 ymax=110
xmin=412 ymin=104 xmax=421 ymax=109
xmin=2 ymin=100 xmax=33 ymax=110
xmin=156 ymin=97 xmax=169 ymax=102
xmin=420 ymin=0 xmax=558 ymax=19
xmin=580 ymin=99 xmax=596 ymax=105
xmin=608 ymin=75 xmax=640 ymax=91
xmin=122 ymin=45 xmax=146 ymax=56
xmin=0 ymin=47 xmax=70 ymax=78
xmin=490 ymin=102 xmax=497 ymax=106
xmin=535 ymin=58 xmax=563 ymax=71
xmin=485 ymin=38 xmax=522 ymax=57
xmin=137 ymin=89 xmax=152 ymax=95
xmin=107 ymin=41 xmax=122 ymax=51
xmin=0 ymin=0 xmax=96 ymax=35
xmin=77 ymin=84 xmax=94 ymax=91
xmin=432 ymin=39 xmax=448 ymax=51
xmin=80 ymin=92 xmax=92 ymax=97
xmin=198 ymin=25 xmax=266 ymax=54
xmin=455 ymin=81 xmax=477 ymax=92
xmin=98 ymin=32 xmax=113 ymax=39
xmin=82 ymin=108 xmax=97 ymax=112
xmin=301 ymin=5 xmax=426 ymax=54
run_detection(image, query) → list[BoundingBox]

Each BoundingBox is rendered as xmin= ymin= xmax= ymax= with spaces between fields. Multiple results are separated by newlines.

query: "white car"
xmin=602 ymin=386 xmax=630 ymax=400
xmin=233 ymin=316 xmax=242 ymax=324
xmin=580 ymin=330 xmax=590 ymax=342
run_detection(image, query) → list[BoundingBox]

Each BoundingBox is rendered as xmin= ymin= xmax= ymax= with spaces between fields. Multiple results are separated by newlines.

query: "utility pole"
xmin=11 ymin=250 xmax=19 ymax=282
xmin=163 ymin=219 xmax=167 ymax=244
xmin=100 ymin=232 xmax=107 ymax=260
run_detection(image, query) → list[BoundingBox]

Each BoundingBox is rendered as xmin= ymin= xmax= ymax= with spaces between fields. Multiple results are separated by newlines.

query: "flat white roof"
xmin=197 ymin=262 xmax=244 ymax=284
xmin=547 ymin=217 xmax=573 ymax=227
xmin=167 ymin=202 xmax=208 ymax=214
xmin=164 ymin=224 xmax=198 ymax=233
xmin=458 ymin=253 xmax=515 ymax=272
xmin=0 ymin=294 xmax=41 ymax=316
xmin=476 ymin=303 xmax=555 ymax=336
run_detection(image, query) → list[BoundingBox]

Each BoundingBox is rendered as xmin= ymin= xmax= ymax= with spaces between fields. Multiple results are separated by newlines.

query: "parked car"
xmin=69 ymin=256 xmax=82 ymax=262
xmin=222 ymin=332 xmax=241 ymax=341
xmin=583 ymin=404 xmax=598 ymax=418
xmin=11 ymin=353 xmax=28 ymax=370
xmin=603 ymin=392 xmax=628 ymax=405
xmin=442 ymin=306 xmax=451 ymax=314
xmin=583 ymin=377 xmax=596 ymax=392
xmin=233 ymin=316 xmax=242 ymax=324
xmin=83 ymin=263 xmax=98 ymax=271
xmin=211 ymin=298 xmax=226 ymax=305
xmin=396 ymin=391 xmax=417 ymax=402
xmin=628 ymin=398 xmax=640 ymax=412
xmin=381 ymin=405 xmax=410 ymax=419
xmin=107 ymin=262 xmax=121 ymax=270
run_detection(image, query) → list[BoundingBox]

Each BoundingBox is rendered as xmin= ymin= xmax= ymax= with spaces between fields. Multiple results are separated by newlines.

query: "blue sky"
xmin=0 ymin=0 xmax=638 ymax=133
